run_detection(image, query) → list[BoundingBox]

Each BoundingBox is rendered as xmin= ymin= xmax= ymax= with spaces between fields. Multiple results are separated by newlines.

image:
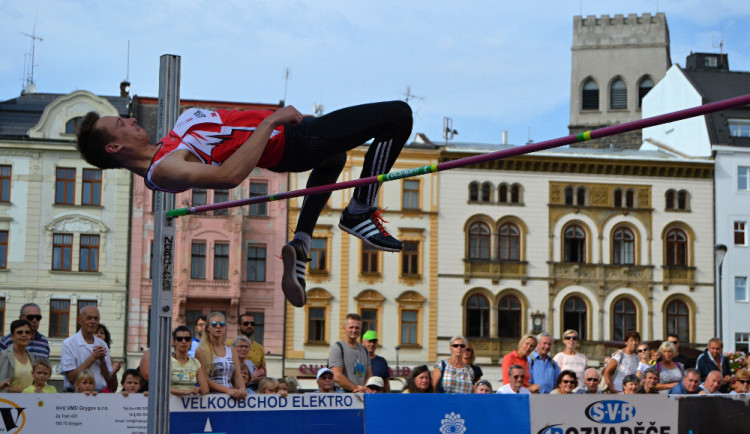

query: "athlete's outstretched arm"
xmin=152 ymin=106 xmax=302 ymax=190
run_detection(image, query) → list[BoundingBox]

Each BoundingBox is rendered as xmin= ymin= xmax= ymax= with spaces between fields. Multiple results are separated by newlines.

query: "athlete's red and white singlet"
xmin=146 ymin=108 xmax=285 ymax=192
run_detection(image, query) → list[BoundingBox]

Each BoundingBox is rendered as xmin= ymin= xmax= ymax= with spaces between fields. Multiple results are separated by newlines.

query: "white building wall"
xmin=641 ymin=65 xmax=710 ymax=156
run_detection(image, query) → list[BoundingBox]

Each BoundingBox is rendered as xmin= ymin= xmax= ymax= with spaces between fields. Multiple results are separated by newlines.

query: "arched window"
xmin=498 ymin=183 xmax=508 ymax=203
xmin=677 ymin=190 xmax=688 ymax=210
xmin=576 ymin=187 xmax=587 ymax=206
xmin=638 ymin=77 xmax=654 ymax=108
xmin=564 ymin=224 xmax=586 ymax=263
xmin=665 ymin=299 xmax=689 ymax=342
xmin=613 ymin=227 xmax=635 ymax=265
xmin=612 ymin=298 xmax=637 ymax=341
xmin=510 ymin=184 xmax=521 ymax=204
xmin=582 ymin=79 xmax=599 ymax=110
xmin=498 ymin=295 xmax=521 ymax=338
xmin=468 ymin=222 xmax=491 ymax=259
xmin=625 ymin=189 xmax=635 ymax=208
xmin=469 ymin=182 xmax=479 ymax=202
xmin=65 ymin=117 xmax=83 ymax=135
xmin=563 ymin=296 xmax=587 ymax=340
xmin=665 ymin=228 xmax=687 ymax=266
xmin=613 ymin=189 xmax=623 ymax=207
xmin=665 ymin=190 xmax=675 ymax=210
xmin=564 ymin=186 xmax=574 ymax=205
xmin=498 ymin=222 xmax=520 ymax=261
xmin=466 ymin=294 xmax=490 ymax=337
xmin=481 ymin=182 xmax=492 ymax=203
xmin=610 ymin=79 xmax=627 ymax=109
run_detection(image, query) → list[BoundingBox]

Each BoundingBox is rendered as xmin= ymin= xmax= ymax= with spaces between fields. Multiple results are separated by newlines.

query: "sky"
xmin=2 ymin=0 xmax=750 ymax=146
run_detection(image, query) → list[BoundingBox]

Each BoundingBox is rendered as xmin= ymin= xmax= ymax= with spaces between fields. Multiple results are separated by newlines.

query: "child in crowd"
xmin=75 ymin=370 xmax=97 ymax=395
xmin=121 ymin=369 xmax=148 ymax=396
xmin=22 ymin=359 xmax=56 ymax=393
xmin=257 ymin=377 xmax=279 ymax=394
xmin=277 ymin=378 xmax=289 ymax=398
xmin=238 ymin=364 xmax=255 ymax=395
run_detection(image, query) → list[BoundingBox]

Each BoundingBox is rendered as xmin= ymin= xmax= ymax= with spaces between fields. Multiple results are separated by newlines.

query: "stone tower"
xmin=569 ymin=13 xmax=671 ymax=149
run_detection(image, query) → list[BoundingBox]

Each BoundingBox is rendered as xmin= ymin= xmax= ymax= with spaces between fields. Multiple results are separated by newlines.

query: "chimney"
xmin=501 ymin=130 xmax=508 ymax=145
xmin=120 ymin=80 xmax=131 ymax=97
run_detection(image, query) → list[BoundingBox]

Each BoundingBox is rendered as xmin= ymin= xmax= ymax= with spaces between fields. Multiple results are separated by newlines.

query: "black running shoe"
xmin=339 ymin=207 xmax=403 ymax=252
xmin=281 ymin=239 xmax=309 ymax=307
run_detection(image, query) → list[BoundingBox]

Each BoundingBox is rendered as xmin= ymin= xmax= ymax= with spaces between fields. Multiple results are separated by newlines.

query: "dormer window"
xmin=65 ymin=117 xmax=83 ymax=135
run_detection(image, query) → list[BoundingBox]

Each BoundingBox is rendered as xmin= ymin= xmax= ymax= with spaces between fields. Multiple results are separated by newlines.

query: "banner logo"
xmin=0 ymin=398 xmax=26 ymax=433
xmin=439 ymin=412 xmax=466 ymax=434
xmin=584 ymin=400 xmax=636 ymax=424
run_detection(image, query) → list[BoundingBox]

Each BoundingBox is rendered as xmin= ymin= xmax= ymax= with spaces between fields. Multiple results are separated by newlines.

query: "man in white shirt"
xmin=60 ymin=306 xmax=113 ymax=392
xmin=497 ymin=365 xmax=531 ymax=394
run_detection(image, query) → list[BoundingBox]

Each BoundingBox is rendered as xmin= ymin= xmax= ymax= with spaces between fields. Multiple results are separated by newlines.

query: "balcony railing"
xmin=463 ymin=259 xmax=528 ymax=283
xmin=662 ymin=266 xmax=696 ymax=289
xmin=549 ymin=262 xmax=653 ymax=285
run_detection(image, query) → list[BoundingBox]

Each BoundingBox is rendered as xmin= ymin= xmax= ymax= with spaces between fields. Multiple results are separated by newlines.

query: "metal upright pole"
xmin=147 ymin=54 xmax=180 ymax=434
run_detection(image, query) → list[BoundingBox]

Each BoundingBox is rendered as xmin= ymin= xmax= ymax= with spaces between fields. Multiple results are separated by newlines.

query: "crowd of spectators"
xmin=2 ymin=306 xmax=747 ymax=399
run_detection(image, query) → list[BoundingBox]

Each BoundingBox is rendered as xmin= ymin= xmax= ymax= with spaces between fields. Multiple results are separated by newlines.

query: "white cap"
xmin=316 ymin=367 xmax=333 ymax=380
xmin=365 ymin=376 xmax=384 ymax=388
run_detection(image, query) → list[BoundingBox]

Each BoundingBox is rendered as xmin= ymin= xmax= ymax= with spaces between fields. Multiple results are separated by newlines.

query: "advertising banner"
xmin=364 ymin=394 xmax=531 ymax=434
xmin=0 ymin=393 xmax=147 ymax=434
xmin=530 ymin=395 xmax=678 ymax=434
xmin=169 ymin=393 xmax=365 ymax=434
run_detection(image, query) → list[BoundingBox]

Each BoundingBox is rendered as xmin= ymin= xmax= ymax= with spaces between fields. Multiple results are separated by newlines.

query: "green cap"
xmin=363 ymin=330 xmax=378 ymax=341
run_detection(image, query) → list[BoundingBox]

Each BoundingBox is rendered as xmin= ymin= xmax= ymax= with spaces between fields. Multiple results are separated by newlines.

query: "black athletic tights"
xmin=270 ymin=100 xmax=413 ymax=235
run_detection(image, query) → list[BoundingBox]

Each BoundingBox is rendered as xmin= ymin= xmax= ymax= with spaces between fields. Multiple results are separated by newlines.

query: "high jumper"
xmin=76 ymin=101 xmax=414 ymax=308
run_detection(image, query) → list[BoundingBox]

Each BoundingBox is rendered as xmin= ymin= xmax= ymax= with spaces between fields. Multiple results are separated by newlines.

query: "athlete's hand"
xmin=269 ymin=106 xmax=303 ymax=127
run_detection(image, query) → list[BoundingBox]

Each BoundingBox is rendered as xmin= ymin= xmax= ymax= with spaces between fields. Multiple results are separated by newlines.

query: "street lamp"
xmin=714 ymin=244 xmax=728 ymax=340
xmin=395 ymin=346 xmax=401 ymax=377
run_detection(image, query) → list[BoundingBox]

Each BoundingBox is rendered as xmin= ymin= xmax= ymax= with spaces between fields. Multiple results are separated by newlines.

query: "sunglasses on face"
xmin=564 ymin=336 xmax=578 ymax=340
xmin=174 ymin=336 xmax=191 ymax=342
xmin=452 ymin=344 xmax=466 ymax=348
xmin=25 ymin=315 xmax=42 ymax=321
xmin=512 ymin=375 xmax=525 ymax=379
xmin=637 ymin=349 xmax=648 ymax=353
xmin=14 ymin=330 xmax=31 ymax=335
xmin=562 ymin=379 xmax=576 ymax=384
xmin=738 ymin=379 xmax=750 ymax=385
xmin=210 ymin=321 xmax=226 ymax=327
xmin=586 ymin=378 xmax=600 ymax=382
xmin=242 ymin=321 xmax=255 ymax=326
xmin=464 ymin=348 xmax=473 ymax=353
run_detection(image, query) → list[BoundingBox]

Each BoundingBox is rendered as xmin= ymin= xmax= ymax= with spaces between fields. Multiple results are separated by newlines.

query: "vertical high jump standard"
xmin=147 ymin=54 xmax=180 ymax=434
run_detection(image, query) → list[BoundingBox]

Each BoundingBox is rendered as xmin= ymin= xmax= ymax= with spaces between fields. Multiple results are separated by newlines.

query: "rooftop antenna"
xmin=527 ymin=126 xmax=534 ymax=144
xmin=443 ymin=117 xmax=458 ymax=146
xmin=402 ymin=85 xmax=424 ymax=103
xmin=120 ymin=40 xmax=131 ymax=97
xmin=712 ymin=27 xmax=725 ymax=68
xmin=20 ymin=5 xmax=43 ymax=93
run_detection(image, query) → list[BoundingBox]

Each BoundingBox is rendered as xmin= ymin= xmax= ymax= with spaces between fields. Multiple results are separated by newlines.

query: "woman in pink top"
xmin=553 ymin=329 xmax=589 ymax=387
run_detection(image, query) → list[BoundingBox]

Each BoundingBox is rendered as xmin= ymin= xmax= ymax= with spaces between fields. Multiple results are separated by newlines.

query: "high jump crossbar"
xmin=167 ymin=93 xmax=750 ymax=218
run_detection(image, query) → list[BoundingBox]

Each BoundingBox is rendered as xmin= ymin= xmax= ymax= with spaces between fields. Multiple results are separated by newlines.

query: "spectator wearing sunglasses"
xmin=238 ymin=312 xmax=266 ymax=390
xmin=195 ymin=312 xmax=247 ymax=400
xmin=553 ymin=329 xmax=588 ymax=390
xmin=432 ymin=336 xmax=474 ymax=394
xmin=550 ymin=370 xmax=578 ymax=395
xmin=730 ymin=369 xmax=750 ymax=395
xmin=497 ymin=365 xmax=530 ymax=394
xmin=171 ymin=325 xmax=208 ymax=396
xmin=0 ymin=303 xmax=50 ymax=359
xmin=0 ymin=319 xmax=37 ymax=392
xmin=462 ymin=341 xmax=483 ymax=385
xmin=575 ymin=368 xmax=604 ymax=394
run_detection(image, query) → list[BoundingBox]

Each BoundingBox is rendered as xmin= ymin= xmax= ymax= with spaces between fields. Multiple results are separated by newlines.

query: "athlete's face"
xmin=98 ymin=116 xmax=149 ymax=150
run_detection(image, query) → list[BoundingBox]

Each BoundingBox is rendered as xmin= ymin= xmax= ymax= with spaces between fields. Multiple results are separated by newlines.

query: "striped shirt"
xmin=0 ymin=332 xmax=50 ymax=359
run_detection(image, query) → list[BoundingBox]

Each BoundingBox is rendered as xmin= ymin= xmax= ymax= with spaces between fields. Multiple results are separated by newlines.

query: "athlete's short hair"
xmin=76 ymin=111 xmax=122 ymax=169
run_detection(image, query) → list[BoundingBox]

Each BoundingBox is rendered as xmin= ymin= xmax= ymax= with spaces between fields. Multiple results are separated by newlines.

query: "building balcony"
xmin=549 ymin=262 xmax=654 ymax=286
xmin=661 ymin=266 xmax=697 ymax=290
xmin=463 ymin=259 xmax=528 ymax=284
xmin=465 ymin=336 xmax=616 ymax=366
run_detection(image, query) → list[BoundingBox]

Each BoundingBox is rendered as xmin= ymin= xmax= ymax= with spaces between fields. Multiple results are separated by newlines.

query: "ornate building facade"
xmin=0 ymin=90 xmax=131 ymax=383
xmin=437 ymin=144 xmax=715 ymax=383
